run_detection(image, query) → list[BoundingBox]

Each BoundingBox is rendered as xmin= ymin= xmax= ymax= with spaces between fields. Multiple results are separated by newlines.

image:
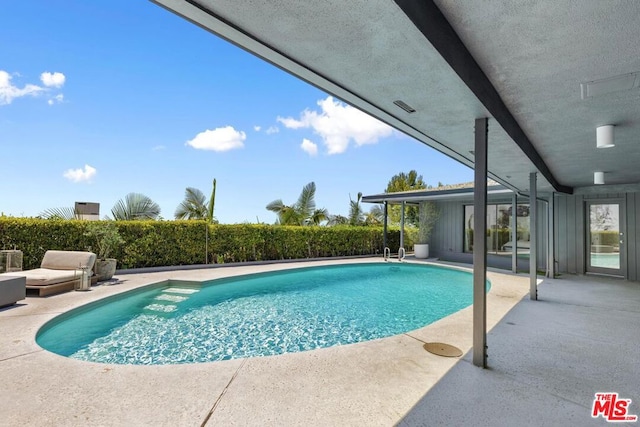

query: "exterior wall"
xmin=555 ymin=190 xmax=640 ymax=281
xmin=430 ymin=200 xmax=464 ymax=255
xmin=629 ymin=192 xmax=640 ymax=281
xmin=429 ymin=197 xmax=547 ymax=272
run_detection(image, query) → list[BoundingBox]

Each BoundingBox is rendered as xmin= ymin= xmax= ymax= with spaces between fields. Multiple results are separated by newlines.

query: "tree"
xmin=364 ymin=204 xmax=384 ymax=226
xmin=175 ymin=179 xmax=218 ymax=223
xmin=175 ymin=187 xmax=207 ymax=220
xmin=384 ymin=170 xmax=427 ymax=225
xmin=348 ymin=192 xmax=364 ymax=226
xmin=110 ymin=193 xmax=160 ymax=220
xmin=208 ymin=179 xmax=217 ymax=224
xmin=327 ymin=214 xmax=349 ymax=225
xmin=591 ymin=205 xmax=615 ymax=231
xmin=39 ymin=206 xmax=80 ymax=220
xmin=266 ymin=182 xmax=327 ymax=226
xmin=416 ymin=201 xmax=439 ymax=244
xmin=310 ymin=208 xmax=329 ymax=226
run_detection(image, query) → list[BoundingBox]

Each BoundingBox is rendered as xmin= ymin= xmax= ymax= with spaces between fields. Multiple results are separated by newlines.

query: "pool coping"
xmin=0 ymin=257 xmax=530 ymax=426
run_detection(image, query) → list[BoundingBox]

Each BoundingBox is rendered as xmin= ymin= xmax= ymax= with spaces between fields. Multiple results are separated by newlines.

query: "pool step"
xmin=163 ymin=287 xmax=199 ymax=295
xmin=143 ymin=303 xmax=178 ymax=313
xmin=143 ymin=287 xmax=200 ymax=314
xmin=155 ymin=294 xmax=189 ymax=303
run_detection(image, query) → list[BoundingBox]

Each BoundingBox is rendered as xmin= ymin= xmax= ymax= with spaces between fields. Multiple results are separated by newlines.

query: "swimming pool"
xmin=37 ymin=262 xmax=488 ymax=365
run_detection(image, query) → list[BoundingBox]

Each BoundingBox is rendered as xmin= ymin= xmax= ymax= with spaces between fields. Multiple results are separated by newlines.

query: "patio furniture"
xmin=0 ymin=250 xmax=96 ymax=297
xmin=0 ymin=249 xmax=23 ymax=273
xmin=0 ymin=275 xmax=26 ymax=307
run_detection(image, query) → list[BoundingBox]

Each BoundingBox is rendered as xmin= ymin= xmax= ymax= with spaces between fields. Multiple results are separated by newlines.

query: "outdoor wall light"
xmin=596 ymin=125 xmax=615 ymax=148
xmin=594 ymin=171 xmax=605 ymax=185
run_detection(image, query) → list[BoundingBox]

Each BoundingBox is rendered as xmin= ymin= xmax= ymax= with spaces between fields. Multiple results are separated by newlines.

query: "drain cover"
xmin=423 ymin=342 xmax=463 ymax=357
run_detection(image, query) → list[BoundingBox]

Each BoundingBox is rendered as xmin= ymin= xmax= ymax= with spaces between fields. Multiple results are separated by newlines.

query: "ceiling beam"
xmin=394 ymin=0 xmax=573 ymax=194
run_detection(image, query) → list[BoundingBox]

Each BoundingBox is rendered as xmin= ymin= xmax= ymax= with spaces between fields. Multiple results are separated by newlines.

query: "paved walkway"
xmin=399 ymin=273 xmax=640 ymax=426
xmin=1 ymin=259 xmax=637 ymax=426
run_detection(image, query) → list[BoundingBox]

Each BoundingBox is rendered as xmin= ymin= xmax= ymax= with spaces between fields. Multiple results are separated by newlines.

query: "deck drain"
xmin=423 ymin=342 xmax=463 ymax=357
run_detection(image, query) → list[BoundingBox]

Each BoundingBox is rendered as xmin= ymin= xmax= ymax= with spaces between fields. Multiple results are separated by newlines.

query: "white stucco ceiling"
xmin=152 ymin=0 xmax=640 ymax=195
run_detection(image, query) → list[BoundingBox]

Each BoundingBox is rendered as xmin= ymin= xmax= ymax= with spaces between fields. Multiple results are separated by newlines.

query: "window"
xmin=464 ymin=203 xmax=530 ymax=256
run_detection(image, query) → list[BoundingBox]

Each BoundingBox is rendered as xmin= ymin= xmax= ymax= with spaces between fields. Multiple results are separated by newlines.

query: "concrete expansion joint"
xmin=200 ymin=358 xmax=247 ymax=426
xmin=403 ymin=332 xmax=428 ymax=345
xmin=0 ymin=349 xmax=44 ymax=363
xmin=552 ymin=300 xmax=637 ymax=313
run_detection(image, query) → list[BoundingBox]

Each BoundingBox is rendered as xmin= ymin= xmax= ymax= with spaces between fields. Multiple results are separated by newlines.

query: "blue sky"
xmin=0 ymin=0 xmax=473 ymax=224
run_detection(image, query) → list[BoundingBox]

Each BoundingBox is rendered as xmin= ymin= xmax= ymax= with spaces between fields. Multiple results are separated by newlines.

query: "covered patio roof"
xmin=361 ymin=182 xmax=512 ymax=205
xmin=152 ymin=0 xmax=640 ymax=194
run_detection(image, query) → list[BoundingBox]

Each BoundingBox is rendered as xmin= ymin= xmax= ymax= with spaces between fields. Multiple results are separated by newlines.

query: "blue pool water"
xmin=37 ymin=263 xmax=487 ymax=365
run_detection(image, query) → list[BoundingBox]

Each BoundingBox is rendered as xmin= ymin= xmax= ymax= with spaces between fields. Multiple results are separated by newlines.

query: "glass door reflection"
xmin=588 ymin=203 xmax=621 ymax=273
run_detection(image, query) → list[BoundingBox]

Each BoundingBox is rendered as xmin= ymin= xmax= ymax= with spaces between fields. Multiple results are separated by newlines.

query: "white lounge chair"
xmin=0 ymin=250 xmax=96 ymax=297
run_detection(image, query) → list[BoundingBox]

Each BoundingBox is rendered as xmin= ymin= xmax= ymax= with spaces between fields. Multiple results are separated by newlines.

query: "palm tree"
xmin=364 ymin=204 xmax=384 ymax=225
xmin=310 ymin=208 xmax=329 ymax=226
xmin=266 ymin=181 xmax=326 ymax=225
xmin=327 ymin=214 xmax=349 ymax=225
xmin=175 ymin=187 xmax=208 ymax=220
xmin=348 ymin=192 xmax=364 ymax=226
xmin=111 ymin=193 xmax=160 ymax=220
xmin=175 ymin=180 xmax=217 ymax=222
xmin=207 ymin=179 xmax=217 ymax=224
xmin=39 ymin=206 xmax=81 ymax=220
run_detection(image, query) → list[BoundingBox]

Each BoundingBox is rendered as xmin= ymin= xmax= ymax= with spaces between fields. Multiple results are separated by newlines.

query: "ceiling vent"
xmin=581 ymin=72 xmax=638 ymax=99
xmin=393 ymin=100 xmax=416 ymax=113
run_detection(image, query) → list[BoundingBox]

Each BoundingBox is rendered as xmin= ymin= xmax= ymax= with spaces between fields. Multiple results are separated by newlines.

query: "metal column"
xmin=400 ymin=201 xmax=405 ymax=249
xmin=529 ymin=172 xmax=538 ymax=300
xmin=511 ymin=193 xmax=517 ymax=273
xmin=547 ymin=194 xmax=555 ymax=278
xmin=383 ymin=201 xmax=388 ymax=251
xmin=473 ymin=118 xmax=488 ymax=368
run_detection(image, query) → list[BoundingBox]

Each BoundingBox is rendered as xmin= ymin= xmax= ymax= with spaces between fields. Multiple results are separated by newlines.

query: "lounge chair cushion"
xmin=40 ymin=250 xmax=96 ymax=270
xmin=22 ymin=268 xmax=86 ymax=286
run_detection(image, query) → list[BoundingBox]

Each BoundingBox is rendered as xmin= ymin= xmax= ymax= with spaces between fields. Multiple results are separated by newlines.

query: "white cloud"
xmin=300 ymin=138 xmax=318 ymax=156
xmin=40 ymin=72 xmax=66 ymax=88
xmin=63 ymin=164 xmax=97 ymax=183
xmin=277 ymin=96 xmax=393 ymax=154
xmin=0 ymin=70 xmax=44 ymax=105
xmin=253 ymin=125 xmax=261 ymax=132
xmin=265 ymin=126 xmax=279 ymax=134
xmin=48 ymin=94 xmax=64 ymax=106
xmin=277 ymin=116 xmax=305 ymax=129
xmin=186 ymin=126 xmax=246 ymax=152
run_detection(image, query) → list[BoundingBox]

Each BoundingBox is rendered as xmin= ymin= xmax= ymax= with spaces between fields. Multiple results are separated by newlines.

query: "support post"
xmin=511 ymin=193 xmax=517 ymax=273
xmin=400 ymin=201 xmax=405 ymax=250
xmin=547 ymin=194 xmax=555 ymax=278
xmin=529 ymin=172 xmax=538 ymax=300
xmin=383 ymin=202 xmax=388 ymax=250
xmin=473 ymin=118 xmax=488 ymax=368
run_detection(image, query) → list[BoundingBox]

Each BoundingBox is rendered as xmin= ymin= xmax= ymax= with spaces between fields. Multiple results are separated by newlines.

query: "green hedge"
xmin=0 ymin=218 xmax=411 ymax=270
xmin=465 ymin=229 xmax=513 ymax=251
xmin=591 ymin=230 xmax=619 ymax=247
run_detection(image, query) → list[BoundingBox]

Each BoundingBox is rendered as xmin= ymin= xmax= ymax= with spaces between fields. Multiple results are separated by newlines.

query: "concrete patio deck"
xmin=1 ymin=258 xmax=638 ymax=426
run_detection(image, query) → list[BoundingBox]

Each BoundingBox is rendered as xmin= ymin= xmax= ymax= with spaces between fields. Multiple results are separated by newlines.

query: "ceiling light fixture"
xmin=594 ymin=171 xmax=605 ymax=185
xmin=596 ymin=125 xmax=615 ymax=148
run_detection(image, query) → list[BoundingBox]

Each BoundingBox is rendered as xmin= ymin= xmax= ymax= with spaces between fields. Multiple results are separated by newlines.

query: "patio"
xmin=1 ymin=259 xmax=638 ymax=426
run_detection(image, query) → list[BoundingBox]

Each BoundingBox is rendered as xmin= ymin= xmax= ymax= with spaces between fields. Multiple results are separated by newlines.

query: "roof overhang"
xmin=152 ymin=0 xmax=640 ymax=195
xmin=361 ymin=185 xmax=513 ymax=205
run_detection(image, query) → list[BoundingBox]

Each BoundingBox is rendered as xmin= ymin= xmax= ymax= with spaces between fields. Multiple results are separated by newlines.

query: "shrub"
xmin=0 ymin=218 xmax=411 ymax=270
